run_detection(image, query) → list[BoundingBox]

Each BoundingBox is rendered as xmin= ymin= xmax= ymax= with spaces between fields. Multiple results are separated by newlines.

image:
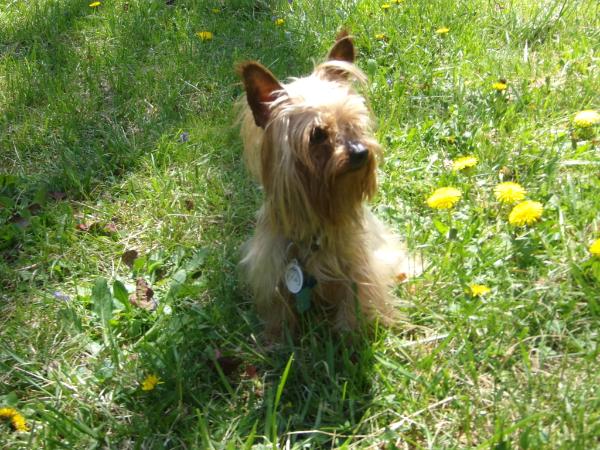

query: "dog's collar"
xmin=285 ymin=235 xmax=321 ymax=259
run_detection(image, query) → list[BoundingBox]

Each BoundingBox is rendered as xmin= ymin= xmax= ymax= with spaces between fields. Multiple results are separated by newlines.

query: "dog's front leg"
xmin=256 ymin=288 xmax=297 ymax=340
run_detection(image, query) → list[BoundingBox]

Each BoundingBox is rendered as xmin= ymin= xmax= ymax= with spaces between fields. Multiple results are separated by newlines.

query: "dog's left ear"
xmin=327 ymin=29 xmax=355 ymax=63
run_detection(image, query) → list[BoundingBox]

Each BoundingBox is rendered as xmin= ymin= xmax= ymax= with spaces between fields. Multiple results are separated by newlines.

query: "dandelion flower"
xmin=573 ymin=110 xmax=600 ymax=128
xmin=89 ymin=1 xmax=101 ymax=7
xmin=275 ymin=18 xmax=285 ymax=26
xmin=381 ymin=4 xmax=391 ymax=9
xmin=0 ymin=407 xmax=29 ymax=432
xmin=426 ymin=187 xmax=462 ymax=209
xmin=492 ymin=81 xmax=507 ymax=91
xmin=589 ymin=239 xmax=600 ymax=257
xmin=469 ymin=284 xmax=491 ymax=297
xmin=508 ymin=200 xmax=543 ymax=226
xmin=141 ymin=374 xmax=162 ymax=391
xmin=211 ymin=8 xmax=220 ymax=13
xmin=494 ymin=182 xmax=526 ymax=203
xmin=375 ymin=33 xmax=387 ymax=40
xmin=0 ymin=407 xmax=15 ymax=418
xmin=436 ymin=27 xmax=450 ymax=35
xmin=452 ymin=155 xmax=478 ymax=171
xmin=196 ymin=31 xmax=213 ymax=41
xmin=11 ymin=413 xmax=29 ymax=432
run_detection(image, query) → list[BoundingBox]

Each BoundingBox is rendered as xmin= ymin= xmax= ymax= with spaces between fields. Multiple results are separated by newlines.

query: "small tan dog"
xmin=237 ymin=31 xmax=416 ymax=338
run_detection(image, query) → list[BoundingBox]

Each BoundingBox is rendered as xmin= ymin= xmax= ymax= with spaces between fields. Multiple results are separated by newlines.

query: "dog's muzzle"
xmin=347 ymin=141 xmax=369 ymax=170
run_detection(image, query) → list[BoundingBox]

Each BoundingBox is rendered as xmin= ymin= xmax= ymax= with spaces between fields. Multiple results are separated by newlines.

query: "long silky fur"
xmin=239 ymin=59 xmax=417 ymax=337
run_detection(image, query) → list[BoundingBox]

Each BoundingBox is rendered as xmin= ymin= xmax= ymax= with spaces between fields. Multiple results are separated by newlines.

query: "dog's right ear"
xmin=237 ymin=62 xmax=283 ymax=128
xmin=328 ymin=29 xmax=355 ymax=64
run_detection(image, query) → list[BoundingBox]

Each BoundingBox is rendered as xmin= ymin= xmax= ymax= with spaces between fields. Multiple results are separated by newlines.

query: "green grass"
xmin=1 ymin=0 xmax=599 ymax=448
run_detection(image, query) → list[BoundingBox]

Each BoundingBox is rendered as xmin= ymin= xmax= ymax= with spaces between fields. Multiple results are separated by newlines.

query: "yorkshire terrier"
xmin=237 ymin=31 xmax=418 ymax=338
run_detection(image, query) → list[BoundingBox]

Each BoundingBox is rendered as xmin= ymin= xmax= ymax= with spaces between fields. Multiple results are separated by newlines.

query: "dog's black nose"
xmin=347 ymin=141 xmax=369 ymax=169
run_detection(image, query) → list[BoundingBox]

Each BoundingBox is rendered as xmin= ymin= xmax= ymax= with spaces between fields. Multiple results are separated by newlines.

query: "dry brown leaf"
xmin=183 ymin=198 xmax=195 ymax=211
xmin=49 ymin=191 xmax=67 ymax=201
xmin=244 ymin=364 xmax=258 ymax=378
xmin=104 ymin=222 xmax=117 ymax=234
xmin=76 ymin=223 xmax=91 ymax=232
xmin=27 ymin=203 xmax=42 ymax=215
xmin=213 ymin=349 xmax=242 ymax=376
xmin=129 ymin=277 xmax=156 ymax=310
xmin=121 ymin=249 xmax=139 ymax=267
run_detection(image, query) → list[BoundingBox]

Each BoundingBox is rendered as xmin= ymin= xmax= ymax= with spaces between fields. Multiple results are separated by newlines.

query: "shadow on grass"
xmin=1 ymin=0 xmax=314 ymax=191
xmin=1 ymin=1 xmax=378 ymax=446
xmin=0 ymin=0 xmax=312 ymax=271
xmin=123 ymin=306 xmax=377 ymax=447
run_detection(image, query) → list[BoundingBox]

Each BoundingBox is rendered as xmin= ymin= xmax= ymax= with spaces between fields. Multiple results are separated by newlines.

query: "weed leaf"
xmin=112 ymin=280 xmax=131 ymax=312
xmin=92 ymin=278 xmax=113 ymax=326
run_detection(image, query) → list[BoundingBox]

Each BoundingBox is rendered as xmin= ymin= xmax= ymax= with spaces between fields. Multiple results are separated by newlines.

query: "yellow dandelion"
xmin=426 ymin=187 xmax=462 ymax=209
xmin=494 ymin=182 xmax=526 ymax=203
xmin=436 ymin=27 xmax=450 ymax=35
xmin=508 ymin=200 xmax=543 ymax=226
xmin=381 ymin=3 xmax=391 ymax=9
xmin=573 ymin=110 xmax=600 ymax=128
xmin=196 ymin=31 xmax=213 ymax=41
xmin=0 ymin=407 xmax=29 ymax=432
xmin=375 ymin=33 xmax=387 ymax=40
xmin=589 ymin=239 xmax=600 ymax=257
xmin=211 ymin=8 xmax=221 ymax=13
xmin=452 ymin=155 xmax=478 ymax=171
xmin=11 ymin=413 xmax=29 ymax=432
xmin=141 ymin=374 xmax=162 ymax=391
xmin=275 ymin=18 xmax=285 ymax=26
xmin=89 ymin=1 xmax=101 ymax=7
xmin=469 ymin=284 xmax=491 ymax=297
xmin=0 ymin=407 xmax=17 ymax=420
xmin=492 ymin=81 xmax=508 ymax=91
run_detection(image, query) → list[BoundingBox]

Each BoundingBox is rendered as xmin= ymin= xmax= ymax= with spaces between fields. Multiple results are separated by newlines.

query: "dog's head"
xmin=238 ymin=31 xmax=380 ymax=238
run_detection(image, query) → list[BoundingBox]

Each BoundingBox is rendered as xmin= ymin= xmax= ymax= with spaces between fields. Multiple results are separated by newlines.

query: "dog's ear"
xmin=327 ymin=29 xmax=355 ymax=63
xmin=237 ymin=62 xmax=283 ymax=128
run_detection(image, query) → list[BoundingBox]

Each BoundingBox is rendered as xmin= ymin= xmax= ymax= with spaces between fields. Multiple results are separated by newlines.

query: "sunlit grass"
xmin=1 ymin=0 xmax=599 ymax=448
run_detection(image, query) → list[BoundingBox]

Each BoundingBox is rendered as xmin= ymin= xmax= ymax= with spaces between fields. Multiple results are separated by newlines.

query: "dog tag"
xmin=284 ymin=259 xmax=304 ymax=294
xmin=295 ymin=287 xmax=311 ymax=313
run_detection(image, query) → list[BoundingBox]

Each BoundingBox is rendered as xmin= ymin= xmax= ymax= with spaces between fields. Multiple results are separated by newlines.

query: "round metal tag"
xmin=284 ymin=260 xmax=304 ymax=294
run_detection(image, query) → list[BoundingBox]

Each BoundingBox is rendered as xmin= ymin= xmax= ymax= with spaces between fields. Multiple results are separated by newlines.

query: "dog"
xmin=237 ymin=30 xmax=418 ymax=338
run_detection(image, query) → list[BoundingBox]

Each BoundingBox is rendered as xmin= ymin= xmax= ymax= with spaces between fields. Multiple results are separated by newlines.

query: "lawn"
xmin=1 ymin=0 xmax=599 ymax=448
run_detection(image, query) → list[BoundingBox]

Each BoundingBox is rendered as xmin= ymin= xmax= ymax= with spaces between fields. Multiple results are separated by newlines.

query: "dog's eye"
xmin=310 ymin=127 xmax=328 ymax=145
